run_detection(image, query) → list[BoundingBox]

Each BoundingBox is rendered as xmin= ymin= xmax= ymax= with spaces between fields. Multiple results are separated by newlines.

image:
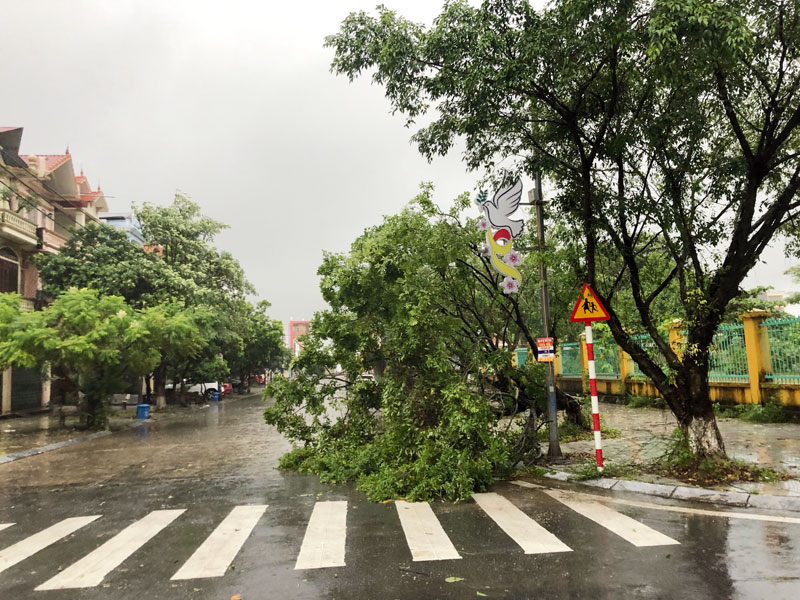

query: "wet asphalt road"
xmin=1 ymin=396 xmax=800 ymax=599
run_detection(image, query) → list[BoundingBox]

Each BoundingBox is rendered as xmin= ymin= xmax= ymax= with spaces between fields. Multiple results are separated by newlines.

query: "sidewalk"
xmin=0 ymin=390 xmax=264 ymax=464
xmin=548 ymin=402 xmax=800 ymax=506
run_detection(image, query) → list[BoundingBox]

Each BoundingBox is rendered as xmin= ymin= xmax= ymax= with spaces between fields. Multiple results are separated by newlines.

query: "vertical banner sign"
xmin=536 ymin=337 xmax=554 ymax=362
xmin=569 ymin=283 xmax=610 ymax=471
xmin=476 ymin=180 xmax=525 ymax=294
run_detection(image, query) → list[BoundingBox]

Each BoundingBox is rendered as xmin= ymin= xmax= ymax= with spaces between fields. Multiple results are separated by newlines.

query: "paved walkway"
xmin=559 ymin=403 xmax=800 ymax=497
xmin=0 ymin=391 xmax=263 ymax=463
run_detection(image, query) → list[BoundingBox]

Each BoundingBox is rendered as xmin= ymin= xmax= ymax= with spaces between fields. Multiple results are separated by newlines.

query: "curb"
xmin=542 ymin=471 xmax=800 ymax=513
xmin=0 ymin=392 xmax=262 ymax=466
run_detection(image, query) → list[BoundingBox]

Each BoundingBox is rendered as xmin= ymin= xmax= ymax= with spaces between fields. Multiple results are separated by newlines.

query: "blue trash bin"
xmin=212 ymin=391 xmax=220 ymax=402
xmin=136 ymin=404 xmax=150 ymax=419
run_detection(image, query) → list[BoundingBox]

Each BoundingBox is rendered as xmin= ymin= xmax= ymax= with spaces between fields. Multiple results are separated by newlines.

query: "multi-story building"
xmin=0 ymin=126 xmax=108 ymax=415
xmin=99 ymin=213 xmax=145 ymax=246
xmin=288 ymin=319 xmax=311 ymax=356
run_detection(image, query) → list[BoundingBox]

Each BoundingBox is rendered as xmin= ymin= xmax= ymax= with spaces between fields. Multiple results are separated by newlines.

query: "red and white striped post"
xmin=584 ymin=324 xmax=604 ymax=471
xmin=570 ymin=283 xmax=609 ymax=473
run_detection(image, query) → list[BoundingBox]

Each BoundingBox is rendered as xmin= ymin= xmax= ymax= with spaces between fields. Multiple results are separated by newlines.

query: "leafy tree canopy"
xmin=327 ymin=0 xmax=800 ymax=457
xmin=0 ymin=289 xmax=204 ymax=428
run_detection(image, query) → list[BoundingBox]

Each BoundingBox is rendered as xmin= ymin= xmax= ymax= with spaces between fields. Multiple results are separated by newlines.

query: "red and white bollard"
xmin=584 ymin=324 xmax=604 ymax=471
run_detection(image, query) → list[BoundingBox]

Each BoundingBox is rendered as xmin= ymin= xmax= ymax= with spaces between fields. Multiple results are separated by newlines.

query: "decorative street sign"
xmin=536 ymin=337 xmax=554 ymax=362
xmin=476 ymin=179 xmax=525 ymax=294
xmin=569 ymin=283 xmax=610 ymax=322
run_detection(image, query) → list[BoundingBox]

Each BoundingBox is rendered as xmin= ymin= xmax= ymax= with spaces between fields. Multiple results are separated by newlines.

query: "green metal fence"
xmin=762 ymin=317 xmax=800 ymax=385
xmin=628 ymin=333 xmax=669 ymax=379
xmin=557 ymin=317 xmax=800 ymax=388
xmin=559 ymin=342 xmax=582 ymax=376
xmin=709 ymin=323 xmax=749 ymax=382
xmin=592 ymin=341 xmax=620 ymax=379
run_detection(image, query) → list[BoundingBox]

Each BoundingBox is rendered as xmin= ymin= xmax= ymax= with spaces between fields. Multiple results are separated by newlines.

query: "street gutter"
xmin=541 ymin=470 xmax=800 ymax=513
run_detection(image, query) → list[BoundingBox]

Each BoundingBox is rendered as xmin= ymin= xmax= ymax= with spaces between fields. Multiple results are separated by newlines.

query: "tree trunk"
xmin=154 ymin=363 xmax=167 ymax=410
xmin=683 ymin=413 xmax=726 ymax=457
xmin=84 ymin=392 xmax=109 ymax=430
xmin=556 ymin=388 xmax=589 ymax=429
xmin=179 ymin=376 xmax=188 ymax=407
xmin=670 ymin=360 xmax=727 ymax=459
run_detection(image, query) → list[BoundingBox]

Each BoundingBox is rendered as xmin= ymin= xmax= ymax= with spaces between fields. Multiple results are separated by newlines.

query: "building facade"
xmin=288 ymin=319 xmax=311 ymax=356
xmin=0 ymin=126 xmax=108 ymax=415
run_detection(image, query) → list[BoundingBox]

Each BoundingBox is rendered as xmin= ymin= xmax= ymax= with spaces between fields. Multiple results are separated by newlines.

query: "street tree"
xmin=226 ymin=301 xmax=289 ymax=391
xmin=135 ymin=193 xmax=255 ymax=407
xmin=34 ymin=223 xmax=182 ymax=308
xmin=327 ymin=0 xmax=800 ymax=458
xmin=0 ymin=289 xmax=203 ymax=429
xmin=266 ymin=188 xmax=577 ymax=501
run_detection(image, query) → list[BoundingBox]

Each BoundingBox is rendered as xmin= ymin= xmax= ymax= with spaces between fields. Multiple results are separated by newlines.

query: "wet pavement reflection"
xmin=0 ymin=397 xmax=799 ymax=599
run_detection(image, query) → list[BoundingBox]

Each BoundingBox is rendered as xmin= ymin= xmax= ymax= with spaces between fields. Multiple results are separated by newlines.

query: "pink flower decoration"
xmin=479 ymin=245 xmax=491 ymax=257
xmin=476 ymin=218 xmax=490 ymax=232
xmin=500 ymin=276 xmax=520 ymax=294
xmin=504 ymin=250 xmax=522 ymax=267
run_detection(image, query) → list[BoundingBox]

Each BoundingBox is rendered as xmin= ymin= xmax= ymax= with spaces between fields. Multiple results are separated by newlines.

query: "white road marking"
xmin=35 ymin=509 xmax=185 ymax=590
xmin=543 ymin=489 xmax=680 ymax=547
xmin=511 ymin=481 xmax=545 ymax=489
xmin=594 ymin=492 xmax=800 ymax=524
xmin=395 ymin=501 xmax=461 ymax=562
xmin=472 ymin=492 xmax=571 ymax=554
xmin=294 ymin=501 xmax=347 ymax=570
xmin=0 ymin=516 xmax=100 ymax=576
xmin=0 ymin=523 xmax=13 ymax=533
xmin=171 ymin=505 xmax=268 ymax=580
xmin=516 ymin=485 xmax=800 ymax=524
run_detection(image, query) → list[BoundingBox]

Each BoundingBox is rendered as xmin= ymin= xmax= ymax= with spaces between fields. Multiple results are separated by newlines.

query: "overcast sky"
xmin=3 ymin=0 xmax=797 ymax=330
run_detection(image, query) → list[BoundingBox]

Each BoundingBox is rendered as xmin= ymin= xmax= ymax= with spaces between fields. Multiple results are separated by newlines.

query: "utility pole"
xmin=529 ymin=172 xmax=562 ymax=458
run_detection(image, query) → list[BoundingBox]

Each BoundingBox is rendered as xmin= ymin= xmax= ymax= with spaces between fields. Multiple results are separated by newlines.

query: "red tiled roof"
xmin=19 ymin=153 xmax=72 ymax=174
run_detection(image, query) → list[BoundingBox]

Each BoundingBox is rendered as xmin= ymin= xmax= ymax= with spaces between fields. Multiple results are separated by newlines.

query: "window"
xmin=0 ymin=247 xmax=20 ymax=293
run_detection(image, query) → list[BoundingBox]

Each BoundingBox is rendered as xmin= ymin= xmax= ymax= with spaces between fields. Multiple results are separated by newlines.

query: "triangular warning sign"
xmin=570 ymin=283 xmax=610 ymax=322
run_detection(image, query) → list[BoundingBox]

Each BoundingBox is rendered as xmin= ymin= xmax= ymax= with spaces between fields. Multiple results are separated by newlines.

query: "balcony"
xmin=37 ymin=227 xmax=67 ymax=253
xmin=0 ymin=208 xmax=38 ymax=249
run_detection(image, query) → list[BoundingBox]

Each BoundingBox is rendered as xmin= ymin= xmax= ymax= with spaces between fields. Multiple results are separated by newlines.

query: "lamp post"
xmin=529 ymin=172 xmax=562 ymax=459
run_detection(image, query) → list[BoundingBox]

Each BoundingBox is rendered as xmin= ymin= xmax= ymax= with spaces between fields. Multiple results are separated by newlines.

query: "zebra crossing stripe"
xmin=171 ymin=505 xmax=268 ymax=580
xmin=0 ymin=516 xmax=100 ymax=576
xmin=472 ymin=493 xmax=572 ymax=554
xmin=395 ymin=501 xmax=461 ymax=562
xmin=543 ymin=489 xmax=680 ymax=547
xmin=35 ymin=509 xmax=185 ymax=590
xmin=0 ymin=524 xmax=13 ymax=533
xmin=294 ymin=501 xmax=347 ymax=570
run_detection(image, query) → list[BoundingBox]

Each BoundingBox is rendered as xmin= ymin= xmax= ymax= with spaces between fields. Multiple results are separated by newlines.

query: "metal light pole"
xmin=529 ymin=172 xmax=562 ymax=458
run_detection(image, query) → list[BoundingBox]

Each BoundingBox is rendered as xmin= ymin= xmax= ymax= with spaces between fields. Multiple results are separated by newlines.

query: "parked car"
xmin=166 ymin=380 xmax=220 ymax=400
xmin=221 ymin=382 xmax=233 ymax=395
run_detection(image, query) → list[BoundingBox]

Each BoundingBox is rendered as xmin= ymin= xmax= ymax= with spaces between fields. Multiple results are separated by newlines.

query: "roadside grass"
xmin=713 ymin=400 xmax=799 ymax=423
xmin=565 ymin=428 xmax=789 ymax=486
xmin=536 ymin=419 xmax=621 ymax=443
xmin=569 ymin=460 xmax=637 ymax=481
xmin=623 ymin=394 xmax=667 ymax=409
xmin=645 ymin=428 xmax=789 ymax=485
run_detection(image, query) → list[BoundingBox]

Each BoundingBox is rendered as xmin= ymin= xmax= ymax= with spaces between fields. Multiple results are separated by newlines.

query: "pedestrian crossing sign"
xmin=569 ymin=283 xmax=610 ymax=322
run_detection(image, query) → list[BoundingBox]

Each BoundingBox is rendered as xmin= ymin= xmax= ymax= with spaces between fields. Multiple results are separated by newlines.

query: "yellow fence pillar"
xmin=618 ymin=346 xmax=629 ymax=381
xmin=669 ymin=319 xmax=685 ymax=359
xmin=741 ymin=310 xmax=770 ymax=405
xmin=1 ymin=368 xmax=11 ymax=415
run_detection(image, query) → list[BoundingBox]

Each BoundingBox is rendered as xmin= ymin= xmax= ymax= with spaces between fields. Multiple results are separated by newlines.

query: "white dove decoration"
xmin=478 ymin=179 xmax=525 ymax=238
xmin=475 ymin=178 xmax=526 ymax=293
